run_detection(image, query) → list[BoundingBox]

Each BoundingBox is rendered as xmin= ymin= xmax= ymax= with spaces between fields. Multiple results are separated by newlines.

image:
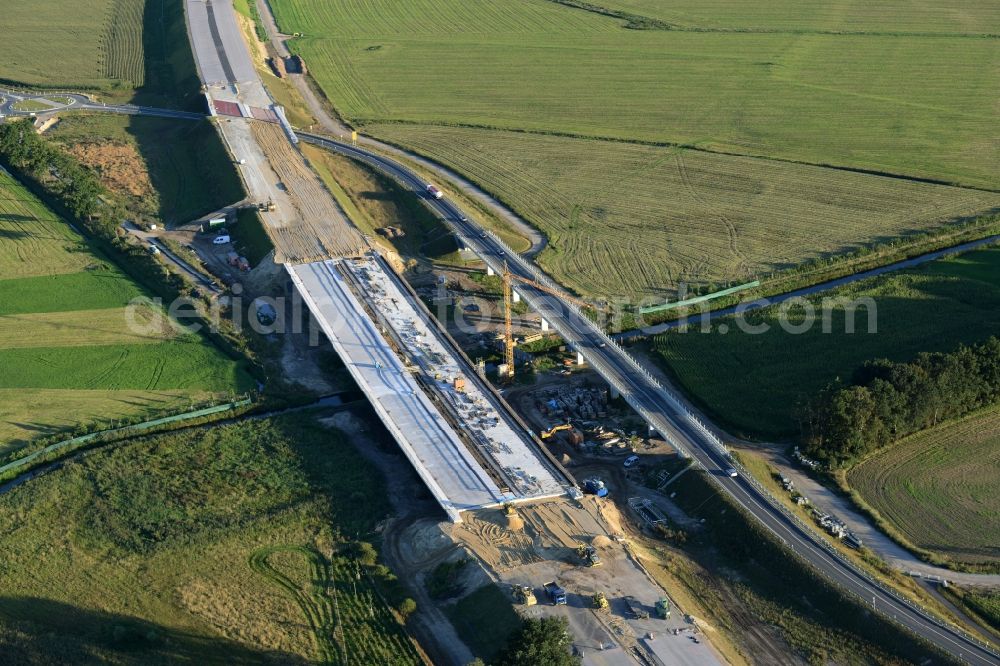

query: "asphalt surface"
xmin=297 ymin=131 xmax=1000 ymax=666
xmin=619 ymin=233 xmax=1000 ymax=340
xmin=0 ymin=89 xmax=204 ymax=121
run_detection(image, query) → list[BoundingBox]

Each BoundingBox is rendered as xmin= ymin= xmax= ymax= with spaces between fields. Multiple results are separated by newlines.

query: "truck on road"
xmin=426 ymin=184 xmax=444 ymax=199
xmin=543 ymin=581 xmax=567 ymax=605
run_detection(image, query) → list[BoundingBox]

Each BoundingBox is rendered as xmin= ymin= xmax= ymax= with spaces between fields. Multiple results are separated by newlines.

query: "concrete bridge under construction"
xmin=183 ymin=0 xmax=571 ymax=523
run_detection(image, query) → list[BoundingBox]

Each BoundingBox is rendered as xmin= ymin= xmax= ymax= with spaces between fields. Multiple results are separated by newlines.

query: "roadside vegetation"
xmin=303 ymin=144 xmax=459 ymax=262
xmin=0 ymin=413 xmax=422 ymax=664
xmin=444 ymin=584 xmax=523 ymax=662
xmin=50 ymin=114 xmax=244 ymax=227
xmin=651 ymin=245 xmax=1000 ymax=438
xmin=641 ymin=463 xmax=952 ymax=664
xmin=947 ymin=588 xmax=1000 ymax=634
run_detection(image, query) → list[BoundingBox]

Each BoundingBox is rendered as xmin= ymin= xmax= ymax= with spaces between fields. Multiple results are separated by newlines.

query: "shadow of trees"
xmin=0 ymin=596 xmax=309 ymax=665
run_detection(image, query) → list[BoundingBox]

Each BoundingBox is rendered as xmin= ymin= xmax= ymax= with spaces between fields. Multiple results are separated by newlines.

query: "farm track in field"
xmin=250 ymin=546 xmax=341 ymax=664
xmin=365 ymin=123 xmax=1000 ymax=299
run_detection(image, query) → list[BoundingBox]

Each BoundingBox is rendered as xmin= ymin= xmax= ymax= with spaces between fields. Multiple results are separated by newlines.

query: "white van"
xmin=213 ymin=234 xmax=231 ymax=245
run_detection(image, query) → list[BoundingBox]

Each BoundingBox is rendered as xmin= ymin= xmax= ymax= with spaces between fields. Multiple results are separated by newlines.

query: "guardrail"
xmin=301 ymin=132 xmax=999 ymax=661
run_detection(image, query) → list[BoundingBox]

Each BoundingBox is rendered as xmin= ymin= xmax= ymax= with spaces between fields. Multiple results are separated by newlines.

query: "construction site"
xmin=181 ymin=2 xmax=727 ymax=662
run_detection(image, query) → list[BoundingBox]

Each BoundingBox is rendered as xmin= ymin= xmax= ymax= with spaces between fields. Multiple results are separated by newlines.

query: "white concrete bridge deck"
xmin=288 ymin=258 xmax=565 ymax=521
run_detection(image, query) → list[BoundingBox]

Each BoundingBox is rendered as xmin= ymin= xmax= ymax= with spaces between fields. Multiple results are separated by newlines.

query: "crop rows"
xmin=594 ymin=0 xmax=1000 ymax=33
xmin=0 ymin=171 xmax=92 ymax=280
xmin=102 ymin=0 xmax=146 ymax=86
xmin=252 ymin=546 xmax=422 ymax=666
xmin=0 ymin=171 xmax=250 ymax=448
xmin=271 ymin=0 xmax=614 ymax=37
xmin=276 ymin=0 xmax=999 ymax=189
xmin=847 ymin=404 xmax=1000 ymax=564
xmin=369 ymin=123 xmax=1000 ymax=299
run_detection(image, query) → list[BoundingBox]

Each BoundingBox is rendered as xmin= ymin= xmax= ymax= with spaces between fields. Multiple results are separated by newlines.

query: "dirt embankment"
xmin=64 ymin=141 xmax=153 ymax=198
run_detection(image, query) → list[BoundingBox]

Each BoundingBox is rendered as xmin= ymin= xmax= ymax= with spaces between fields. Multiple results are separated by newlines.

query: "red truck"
xmin=426 ymin=184 xmax=444 ymax=199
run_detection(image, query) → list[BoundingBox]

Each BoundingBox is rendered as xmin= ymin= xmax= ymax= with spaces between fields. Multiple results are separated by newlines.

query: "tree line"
xmin=0 ymin=119 xmax=119 ymax=231
xmin=799 ymin=336 xmax=1000 ymax=465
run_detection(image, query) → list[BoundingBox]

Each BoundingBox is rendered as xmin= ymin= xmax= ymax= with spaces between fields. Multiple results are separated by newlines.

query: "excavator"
xmin=540 ymin=423 xmax=573 ymax=439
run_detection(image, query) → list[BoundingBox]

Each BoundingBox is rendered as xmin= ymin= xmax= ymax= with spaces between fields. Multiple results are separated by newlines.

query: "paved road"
xmin=0 ymin=88 xmax=204 ymax=121
xmin=297 ymin=131 xmax=1000 ymax=666
xmin=619 ymin=233 xmax=1000 ymax=340
xmin=4 ymin=82 xmax=996 ymax=663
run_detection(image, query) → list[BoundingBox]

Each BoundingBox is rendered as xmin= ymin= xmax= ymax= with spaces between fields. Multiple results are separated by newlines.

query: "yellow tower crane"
xmin=500 ymin=262 xmax=605 ymax=379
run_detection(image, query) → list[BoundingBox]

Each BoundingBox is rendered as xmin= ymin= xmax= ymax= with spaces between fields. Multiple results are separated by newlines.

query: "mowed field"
xmin=0 ymin=0 xmax=145 ymax=89
xmin=269 ymin=0 xmax=1000 ymax=297
xmin=0 ymin=414 xmax=423 ymax=664
xmin=846 ymin=405 xmax=1000 ymax=565
xmin=0 ymin=169 xmax=251 ymax=451
xmin=368 ymin=124 xmax=1000 ymax=298
xmin=651 ymin=246 xmax=1000 ymax=437
xmin=595 ymin=0 xmax=1000 ymax=33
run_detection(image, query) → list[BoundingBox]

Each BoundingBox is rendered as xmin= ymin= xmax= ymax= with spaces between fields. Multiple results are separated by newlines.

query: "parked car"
xmin=213 ymin=234 xmax=231 ymax=245
xmin=623 ymin=455 xmax=640 ymax=468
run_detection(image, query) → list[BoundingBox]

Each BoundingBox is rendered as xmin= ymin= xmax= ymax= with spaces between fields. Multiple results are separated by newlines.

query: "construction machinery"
xmin=592 ymin=592 xmax=609 ymax=611
xmin=583 ymin=477 xmax=609 ymax=498
xmin=256 ymin=200 xmax=276 ymax=212
xmin=540 ymin=423 xmax=573 ymax=439
xmin=500 ymin=262 xmax=606 ymax=379
xmin=502 ymin=502 xmax=517 ymax=516
xmin=513 ymin=584 xmax=537 ymax=606
xmin=576 ymin=544 xmax=602 ymax=567
xmin=543 ymin=581 xmax=567 ymax=605
xmin=655 ymin=597 xmax=671 ymax=619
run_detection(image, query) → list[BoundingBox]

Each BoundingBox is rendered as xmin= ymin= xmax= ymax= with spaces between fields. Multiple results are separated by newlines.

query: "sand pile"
xmin=505 ymin=513 xmax=525 ymax=532
xmin=592 ymin=535 xmax=612 ymax=549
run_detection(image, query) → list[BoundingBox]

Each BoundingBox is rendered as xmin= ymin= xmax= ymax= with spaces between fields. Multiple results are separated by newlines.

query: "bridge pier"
xmin=541 ymin=318 xmax=549 ymax=331
xmin=609 ymin=384 xmax=620 ymax=400
xmin=486 ymin=264 xmax=495 ymax=277
xmin=576 ymin=351 xmax=585 ymax=366
xmin=512 ymin=289 xmax=521 ymax=303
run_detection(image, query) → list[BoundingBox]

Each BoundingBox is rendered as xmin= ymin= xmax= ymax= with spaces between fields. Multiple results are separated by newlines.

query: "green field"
xmin=846 ymin=405 xmax=1000 ymax=565
xmin=651 ymin=245 xmax=1000 ymax=437
xmin=269 ymin=0 xmax=1000 ymax=299
xmin=0 ymin=170 xmax=251 ymax=450
xmin=368 ymin=123 xmax=1000 ymax=298
xmin=0 ymin=413 xmax=423 ymax=664
xmin=2 ymin=0 xmax=207 ymax=110
xmin=591 ymin=0 xmax=1000 ymax=33
xmin=0 ymin=0 xmax=145 ymax=90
